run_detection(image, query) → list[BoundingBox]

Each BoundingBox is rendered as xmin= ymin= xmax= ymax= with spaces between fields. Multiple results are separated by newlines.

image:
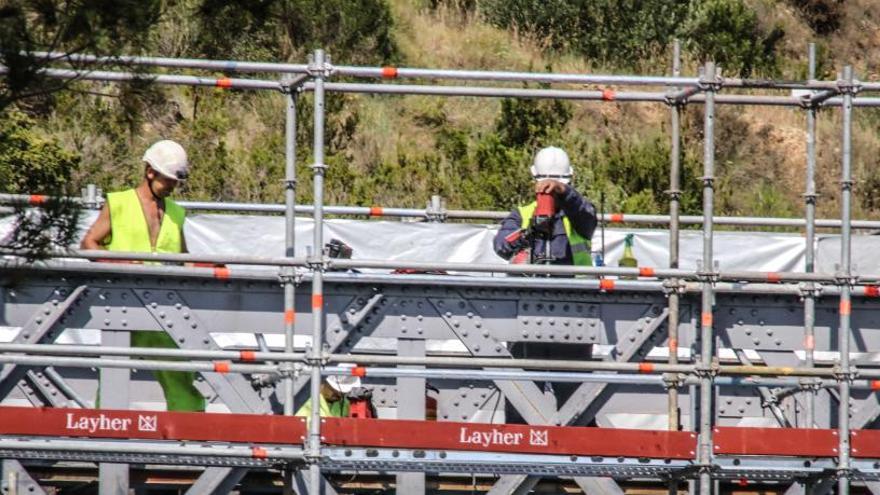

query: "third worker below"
xmin=493 ymin=146 xmax=598 ymax=267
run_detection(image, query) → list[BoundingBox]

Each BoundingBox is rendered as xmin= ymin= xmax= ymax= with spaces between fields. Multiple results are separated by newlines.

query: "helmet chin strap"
xmin=147 ymin=177 xmax=164 ymax=202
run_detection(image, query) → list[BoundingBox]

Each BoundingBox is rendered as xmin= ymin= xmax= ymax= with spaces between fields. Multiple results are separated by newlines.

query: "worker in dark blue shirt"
xmin=493 ymin=147 xmax=598 ymax=266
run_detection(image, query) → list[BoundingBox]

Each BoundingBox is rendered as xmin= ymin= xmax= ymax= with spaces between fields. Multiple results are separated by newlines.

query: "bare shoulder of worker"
xmin=80 ymin=204 xmax=111 ymax=250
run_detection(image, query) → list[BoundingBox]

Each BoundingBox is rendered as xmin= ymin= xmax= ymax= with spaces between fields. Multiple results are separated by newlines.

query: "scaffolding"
xmin=2 ymin=43 xmax=880 ymax=494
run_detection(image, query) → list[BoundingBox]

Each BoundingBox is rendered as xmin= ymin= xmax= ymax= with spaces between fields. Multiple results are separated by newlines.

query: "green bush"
xmin=684 ymin=0 xmax=784 ymax=77
xmin=481 ymin=0 xmax=687 ymax=67
xmin=480 ymin=0 xmax=783 ymax=75
xmin=194 ymin=0 xmax=399 ymax=64
xmin=0 ymin=110 xmax=82 ymax=254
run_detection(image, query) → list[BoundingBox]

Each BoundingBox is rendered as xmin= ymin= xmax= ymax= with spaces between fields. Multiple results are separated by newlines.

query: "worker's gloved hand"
xmin=535 ymin=179 xmax=567 ymax=196
xmin=504 ymin=227 xmax=534 ymax=251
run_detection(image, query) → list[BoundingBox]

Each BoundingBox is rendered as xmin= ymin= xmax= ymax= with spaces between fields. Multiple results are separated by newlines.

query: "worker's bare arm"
xmin=80 ymin=205 xmax=111 ymax=250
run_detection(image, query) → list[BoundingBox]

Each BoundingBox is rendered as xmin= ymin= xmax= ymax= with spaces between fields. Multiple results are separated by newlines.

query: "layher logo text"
xmin=65 ymin=412 xmax=158 ymax=434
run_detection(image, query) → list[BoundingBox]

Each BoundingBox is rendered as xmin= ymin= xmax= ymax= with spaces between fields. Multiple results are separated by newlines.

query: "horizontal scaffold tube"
xmin=0 ymin=66 xmax=281 ymax=91
xmin=8 ymin=249 xmax=880 ymax=287
xmin=29 ymin=50 xmax=872 ymax=91
xmin=7 ymin=259 xmax=880 ymax=299
xmin=9 ymin=192 xmax=880 ymax=230
xmin=7 ymin=343 xmax=880 ymax=381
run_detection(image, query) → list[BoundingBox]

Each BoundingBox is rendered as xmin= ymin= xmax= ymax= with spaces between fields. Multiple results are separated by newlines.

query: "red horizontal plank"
xmin=0 ymin=406 xmax=305 ymax=444
xmin=714 ymin=427 xmax=838 ymax=457
xmin=852 ymin=429 xmax=880 ymax=458
xmin=322 ymin=418 xmax=697 ymax=459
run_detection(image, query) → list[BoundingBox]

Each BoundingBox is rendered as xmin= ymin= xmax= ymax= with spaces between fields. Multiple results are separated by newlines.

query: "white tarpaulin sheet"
xmin=2 ymin=210 xmax=876 ymax=272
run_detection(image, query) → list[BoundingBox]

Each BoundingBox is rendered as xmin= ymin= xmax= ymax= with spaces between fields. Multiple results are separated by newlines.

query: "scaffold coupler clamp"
xmin=308 ymin=253 xmax=329 ymax=272
xmin=833 ymin=270 xmax=857 ymax=287
xmin=425 ymin=195 xmax=447 ymax=222
xmin=696 ymin=265 xmax=719 ymax=285
xmin=694 ymin=359 xmax=720 ymax=379
xmin=278 ymin=266 xmax=301 ymax=286
xmin=662 ymin=372 xmax=686 ymax=390
xmin=307 ymin=52 xmax=335 ymax=79
xmin=836 ymin=76 xmax=862 ymax=96
xmin=800 ymin=376 xmax=824 ymax=393
xmin=280 ymin=73 xmax=309 ymax=96
xmin=832 ymin=364 xmax=857 ymax=383
xmin=798 ymin=281 xmax=823 ymax=300
xmin=662 ymin=278 xmax=686 ymax=296
xmin=697 ymin=68 xmax=723 ymax=93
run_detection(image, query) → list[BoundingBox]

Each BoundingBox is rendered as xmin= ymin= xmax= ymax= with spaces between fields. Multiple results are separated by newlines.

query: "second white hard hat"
xmin=530 ymin=146 xmax=572 ymax=184
xmin=143 ymin=140 xmax=189 ymax=181
xmin=326 ymin=364 xmax=362 ymax=394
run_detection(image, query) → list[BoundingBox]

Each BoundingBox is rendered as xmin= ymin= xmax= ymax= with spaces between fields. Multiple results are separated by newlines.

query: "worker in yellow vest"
xmin=493 ymin=147 xmax=597 ymax=266
xmin=81 ymin=140 xmax=204 ymax=412
xmin=295 ymin=372 xmax=360 ymax=420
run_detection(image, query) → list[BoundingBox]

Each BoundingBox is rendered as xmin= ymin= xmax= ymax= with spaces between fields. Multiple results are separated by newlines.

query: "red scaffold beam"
xmin=322 ymin=417 xmax=697 ymax=459
xmin=712 ymin=427 xmax=838 ymax=457
xmin=0 ymin=406 xmax=306 ymax=444
xmin=5 ymin=407 xmax=880 ymax=460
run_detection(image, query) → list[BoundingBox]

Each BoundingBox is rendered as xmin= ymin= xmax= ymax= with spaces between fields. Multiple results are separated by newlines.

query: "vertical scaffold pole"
xmin=803 ymin=43 xmax=818 ymax=428
xmin=283 ymin=86 xmax=298 ymax=416
xmin=667 ymin=38 xmax=683 ymax=495
xmin=282 ymin=80 xmax=298 ymax=495
xmin=667 ymin=39 xmax=682 ymax=433
xmin=698 ymin=62 xmax=717 ymax=495
xmin=308 ymin=48 xmax=328 ymax=495
xmin=837 ymin=64 xmax=855 ymax=495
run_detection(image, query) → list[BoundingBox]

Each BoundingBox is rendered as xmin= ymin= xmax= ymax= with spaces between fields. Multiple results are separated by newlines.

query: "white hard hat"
xmin=143 ymin=140 xmax=189 ymax=181
xmin=530 ymin=146 xmax=572 ymax=184
xmin=326 ymin=364 xmax=361 ymax=394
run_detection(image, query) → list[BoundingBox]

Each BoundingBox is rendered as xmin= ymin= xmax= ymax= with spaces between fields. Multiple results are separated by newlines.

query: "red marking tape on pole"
xmin=668 ymin=338 xmax=678 ymax=352
xmin=599 ymin=279 xmax=615 ymax=291
xmin=213 ymin=361 xmax=231 ymax=374
xmin=766 ymin=272 xmax=782 ymax=283
xmin=381 ymin=67 xmax=398 ymax=79
xmin=609 ymin=213 xmax=624 ymax=223
xmin=369 ymin=206 xmax=384 ymax=216
xmin=213 ymin=267 xmax=230 ymax=280
xmin=28 ymin=195 xmax=47 ymax=206
xmin=312 ymin=294 xmax=324 ymax=309
xmin=284 ymin=309 xmax=296 ymax=325
xmin=804 ymin=335 xmax=815 ymax=351
xmin=701 ymin=312 xmax=713 ymax=327
xmin=866 ymin=286 xmax=880 ymax=297
xmin=351 ymin=366 xmax=367 ymax=378
xmin=239 ymin=350 xmax=256 ymax=362
xmin=639 ymin=267 xmax=655 ymax=277
xmin=871 ymin=380 xmax=880 ymax=391
xmin=840 ymin=300 xmax=852 ymax=315
xmin=251 ymin=446 xmax=268 ymax=459
xmin=602 ymin=89 xmax=616 ymax=101
xmin=638 ymin=363 xmax=654 ymax=373
xmin=216 ymin=78 xmax=233 ymax=88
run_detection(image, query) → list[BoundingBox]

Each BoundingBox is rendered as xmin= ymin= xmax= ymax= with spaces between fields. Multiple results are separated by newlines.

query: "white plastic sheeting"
xmin=3 ymin=210 xmax=878 ymax=272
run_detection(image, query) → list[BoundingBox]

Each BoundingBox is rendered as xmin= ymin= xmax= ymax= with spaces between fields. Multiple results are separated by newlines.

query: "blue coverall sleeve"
xmin=557 ymin=185 xmax=598 ymax=240
xmin=493 ymin=209 xmax=525 ymax=260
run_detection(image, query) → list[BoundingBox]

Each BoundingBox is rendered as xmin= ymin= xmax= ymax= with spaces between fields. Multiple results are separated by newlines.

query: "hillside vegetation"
xmin=3 ymin=0 xmax=880 ymax=221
